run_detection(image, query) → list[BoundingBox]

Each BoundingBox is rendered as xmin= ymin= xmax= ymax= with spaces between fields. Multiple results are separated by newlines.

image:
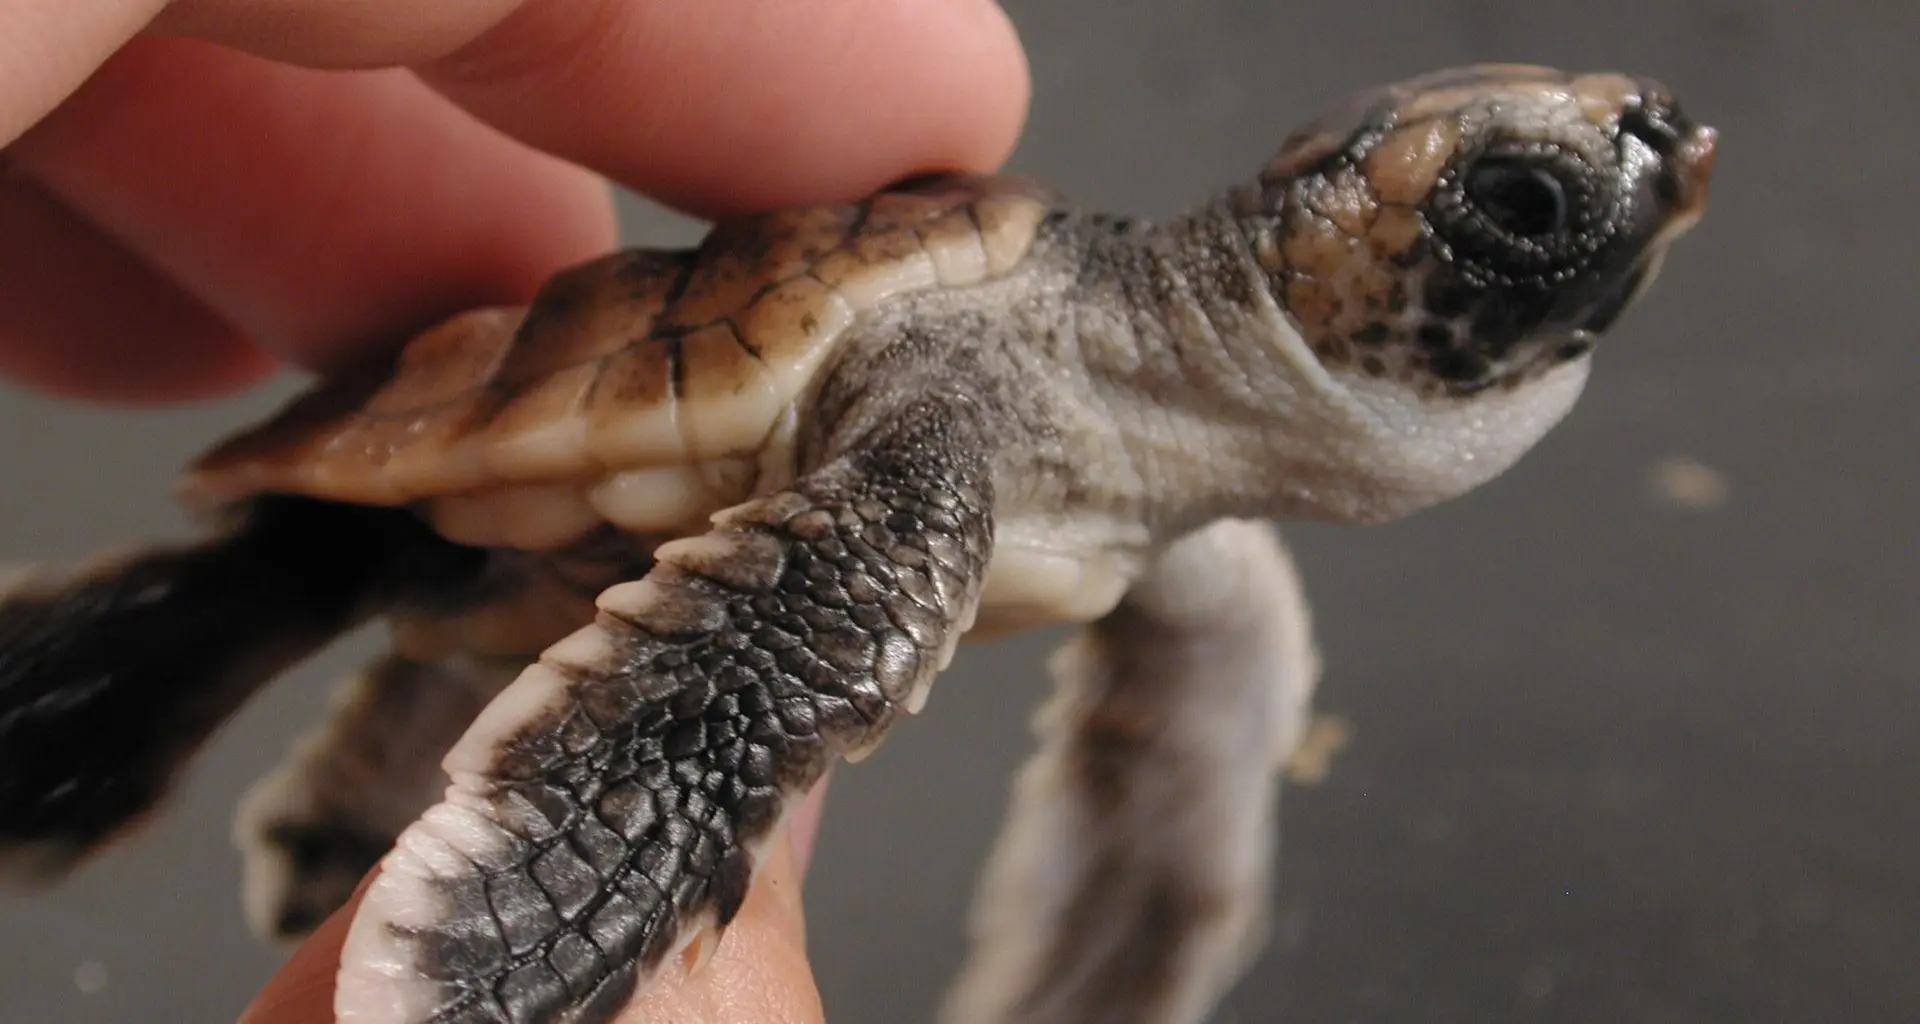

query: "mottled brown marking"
xmin=179 ymin=362 xmax=393 ymax=510
xmin=1347 ymin=265 xmax=1401 ymax=319
xmin=661 ymin=244 xmax=764 ymax=330
xmin=1310 ymin=335 xmax=1353 ymax=368
xmin=28 ymin=63 xmax=1715 ymax=1024
xmin=683 ymin=317 xmax=764 ymax=380
xmin=1363 ymin=118 xmax=1461 ymax=207
xmin=864 ymin=190 xmax=956 ymax=233
xmin=1286 ymin=278 xmax=1341 ymax=335
xmin=674 ymin=323 xmax=781 ymax=457
xmin=1259 ymin=87 xmax=1393 ymax=186
xmin=177 ymin=174 xmax=1059 ymax=515
xmin=1259 ymin=65 xmax=1565 ymax=192
xmin=1280 ymin=208 xmax=1362 ymax=280
xmin=849 ymin=216 xmax=932 ymax=267
xmin=587 ymin=340 xmax=675 ymax=418
xmin=1571 ymin=73 xmax=1641 ymax=128
xmin=492 ymin=252 xmax=683 ymax=386
xmin=479 ymin=362 xmax=601 ymax=477
xmin=1261 ymin=127 xmax=1349 ymax=184
xmin=806 ymin=248 xmax=865 ymax=291
xmin=1367 ymin=205 xmax=1426 ymax=260
xmin=736 ymin=277 xmax=849 ymax=361
xmin=1303 ymin=169 xmax=1377 ymax=238
xmin=361 ymin=311 xmax=517 ymax=417
xmin=917 ymin=206 xmax=984 ymax=249
xmin=188 ymin=314 xmax=514 ymax=503
xmin=487 ymin=362 xmax=599 ymax=443
xmin=663 ymin=207 xmax=852 ymax=329
xmin=1398 ymin=74 xmax=1566 ymax=123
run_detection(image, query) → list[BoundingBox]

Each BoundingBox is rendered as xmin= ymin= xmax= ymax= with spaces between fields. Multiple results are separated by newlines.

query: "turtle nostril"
xmin=1621 ymin=104 xmax=1681 ymax=155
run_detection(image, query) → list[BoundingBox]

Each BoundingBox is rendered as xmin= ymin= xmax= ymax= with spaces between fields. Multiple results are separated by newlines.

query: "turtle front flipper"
xmin=337 ymin=391 xmax=995 ymax=1024
xmin=235 ymin=650 xmax=523 ymax=943
xmin=0 ymin=497 xmax=488 ymax=883
xmin=944 ymin=520 xmax=1321 ymax=1024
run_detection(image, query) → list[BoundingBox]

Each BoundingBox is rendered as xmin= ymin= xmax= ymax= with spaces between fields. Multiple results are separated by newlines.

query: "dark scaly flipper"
xmin=0 ymin=497 xmax=489 ymax=882
xmin=337 ymin=391 xmax=995 ymax=1024
xmin=944 ymin=520 xmax=1322 ymax=1024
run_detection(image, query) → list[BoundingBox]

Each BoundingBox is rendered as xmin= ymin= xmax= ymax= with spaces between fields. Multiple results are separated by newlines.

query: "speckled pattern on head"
xmin=0 ymin=64 xmax=1715 ymax=1024
xmin=1241 ymin=63 xmax=1713 ymax=396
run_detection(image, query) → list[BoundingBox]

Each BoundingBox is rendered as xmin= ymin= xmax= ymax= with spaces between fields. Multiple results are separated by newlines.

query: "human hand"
xmin=0 ymin=0 xmax=1029 ymax=403
xmin=241 ymin=781 xmax=833 ymax=1024
xmin=1 ymin=1 xmax=1027 ymax=1019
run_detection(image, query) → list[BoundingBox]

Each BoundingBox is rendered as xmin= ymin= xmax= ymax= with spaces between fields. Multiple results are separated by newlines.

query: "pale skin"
xmin=0 ymin=1 xmax=1031 ymax=1019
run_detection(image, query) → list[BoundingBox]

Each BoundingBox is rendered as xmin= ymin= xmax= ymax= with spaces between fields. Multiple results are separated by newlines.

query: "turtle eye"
xmin=1464 ymin=157 xmax=1569 ymax=237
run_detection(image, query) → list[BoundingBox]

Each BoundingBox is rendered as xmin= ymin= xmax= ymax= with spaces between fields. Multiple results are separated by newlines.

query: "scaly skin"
xmin=0 ymin=65 xmax=1715 ymax=1024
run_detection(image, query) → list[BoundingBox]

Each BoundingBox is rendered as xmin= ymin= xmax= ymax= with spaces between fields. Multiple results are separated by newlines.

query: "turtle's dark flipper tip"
xmin=0 ymin=497 xmax=489 ymax=884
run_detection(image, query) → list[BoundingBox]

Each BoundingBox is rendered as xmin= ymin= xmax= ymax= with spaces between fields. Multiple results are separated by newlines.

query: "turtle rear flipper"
xmin=944 ymin=520 xmax=1320 ymax=1024
xmin=235 ymin=649 xmax=522 ymax=943
xmin=0 ymin=497 xmax=488 ymax=882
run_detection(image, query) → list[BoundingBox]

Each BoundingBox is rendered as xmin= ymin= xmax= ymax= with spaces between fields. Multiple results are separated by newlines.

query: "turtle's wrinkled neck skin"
xmin=0 ymin=63 xmax=1720 ymax=1024
xmin=1030 ymin=67 xmax=1716 ymax=540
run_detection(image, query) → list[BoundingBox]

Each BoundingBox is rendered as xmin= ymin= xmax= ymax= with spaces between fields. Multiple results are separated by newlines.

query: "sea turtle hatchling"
xmin=0 ymin=64 xmax=1714 ymax=1024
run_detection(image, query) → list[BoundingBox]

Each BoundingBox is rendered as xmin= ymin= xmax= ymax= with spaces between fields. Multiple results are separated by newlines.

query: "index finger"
xmin=6 ymin=0 xmax=1029 ymax=399
xmin=157 ymin=0 xmax=1034 ymax=216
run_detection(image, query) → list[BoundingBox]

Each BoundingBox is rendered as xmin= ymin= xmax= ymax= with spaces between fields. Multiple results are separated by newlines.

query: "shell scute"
xmin=736 ymin=276 xmax=856 ymax=398
xmin=477 ymin=362 xmax=602 ymax=479
xmin=491 ymin=250 xmax=682 ymax=386
xmin=673 ymin=322 xmax=782 ymax=460
xmin=582 ymin=341 xmax=678 ymax=466
xmin=177 ymin=174 xmax=1058 ymax=524
xmin=660 ymin=205 xmax=856 ymax=330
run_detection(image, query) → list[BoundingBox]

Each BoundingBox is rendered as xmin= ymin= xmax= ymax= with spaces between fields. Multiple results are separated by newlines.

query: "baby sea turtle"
xmin=0 ymin=64 xmax=1714 ymax=1024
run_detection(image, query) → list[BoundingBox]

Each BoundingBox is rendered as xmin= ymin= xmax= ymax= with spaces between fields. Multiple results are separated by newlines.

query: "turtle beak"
xmin=1656 ymin=124 xmax=1718 ymax=243
xmin=1622 ymin=76 xmax=1719 ymax=245
xmin=1580 ymin=254 xmax=1661 ymax=333
xmin=1671 ymin=125 xmax=1718 ymax=218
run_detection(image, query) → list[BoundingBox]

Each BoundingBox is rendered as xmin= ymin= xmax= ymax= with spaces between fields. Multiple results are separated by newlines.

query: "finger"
xmin=6 ymin=0 xmax=1025 ymax=396
xmin=421 ymin=0 xmax=1031 ymax=215
xmin=0 ymin=171 xmax=273 ymax=403
xmin=11 ymin=35 xmax=616 ymax=376
xmin=613 ymin=810 xmax=825 ymax=1024
xmin=240 ymin=778 xmax=833 ymax=1024
xmin=239 ymin=872 xmax=377 ymax=1024
xmin=787 ymin=770 xmax=831 ymax=874
xmin=0 ymin=0 xmax=165 ymax=145
xmin=149 ymin=0 xmax=528 ymax=69
xmin=153 ymin=0 xmax=1031 ymax=217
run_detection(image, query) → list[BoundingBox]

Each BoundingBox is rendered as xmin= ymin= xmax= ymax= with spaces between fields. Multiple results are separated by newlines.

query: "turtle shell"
xmin=178 ymin=174 xmax=1055 ymax=550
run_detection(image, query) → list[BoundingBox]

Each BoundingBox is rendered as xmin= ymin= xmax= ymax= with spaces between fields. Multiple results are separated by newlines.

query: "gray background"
xmin=3 ymin=1 xmax=1916 ymax=1021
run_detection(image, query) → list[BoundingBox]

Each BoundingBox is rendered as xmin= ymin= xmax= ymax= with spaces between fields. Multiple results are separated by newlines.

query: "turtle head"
xmin=1240 ymin=64 xmax=1716 ymax=397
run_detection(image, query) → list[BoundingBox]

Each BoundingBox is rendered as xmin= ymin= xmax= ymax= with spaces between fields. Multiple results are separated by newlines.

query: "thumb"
xmin=613 ymin=778 xmax=829 ymax=1023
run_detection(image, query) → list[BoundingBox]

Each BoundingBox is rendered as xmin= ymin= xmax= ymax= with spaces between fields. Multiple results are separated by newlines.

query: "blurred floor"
xmin=2 ymin=2 xmax=1915 ymax=1021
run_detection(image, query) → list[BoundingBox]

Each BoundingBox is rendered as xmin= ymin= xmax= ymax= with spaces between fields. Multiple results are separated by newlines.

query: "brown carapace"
xmin=0 ymin=64 xmax=1714 ymax=1024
